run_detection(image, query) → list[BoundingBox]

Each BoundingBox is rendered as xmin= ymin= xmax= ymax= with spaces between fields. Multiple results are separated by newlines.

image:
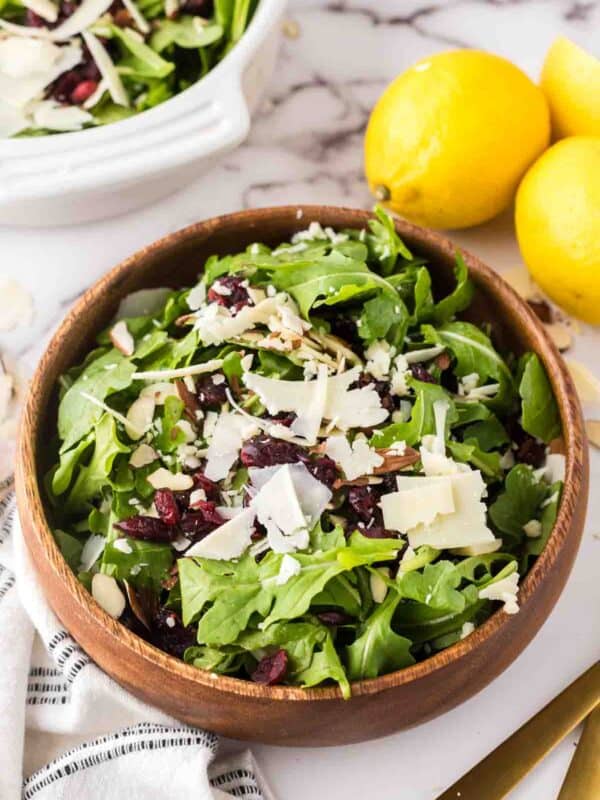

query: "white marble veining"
xmin=1 ymin=2 xmax=599 ymax=798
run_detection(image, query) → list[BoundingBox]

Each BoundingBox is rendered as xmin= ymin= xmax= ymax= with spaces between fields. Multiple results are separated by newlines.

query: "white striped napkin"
xmin=0 ymin=478 xmax=271 ymax=800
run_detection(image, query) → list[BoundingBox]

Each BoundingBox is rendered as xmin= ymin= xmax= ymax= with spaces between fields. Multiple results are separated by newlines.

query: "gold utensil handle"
xmin=557 ymin=704 xmax=600 ymax=800
xmin=436 ymin=662 xmax=600 ymax=800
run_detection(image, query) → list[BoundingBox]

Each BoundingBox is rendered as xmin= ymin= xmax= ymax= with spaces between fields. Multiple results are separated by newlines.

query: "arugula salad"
xmin=0 ymin=0 xmax=256 ymax=137
xmin=47 ymin=208 xmax=565 ymax=697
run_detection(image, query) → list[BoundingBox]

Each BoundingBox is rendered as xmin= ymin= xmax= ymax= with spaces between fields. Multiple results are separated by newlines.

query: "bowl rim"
xmin=16 ymin=204 xmax=587 ymax=704
xmin=1 ymin=0 xmax=283 ymax=154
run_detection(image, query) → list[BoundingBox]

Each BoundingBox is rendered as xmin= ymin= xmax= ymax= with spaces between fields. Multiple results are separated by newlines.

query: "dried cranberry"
xmin=240 ymin=435 xmax=306 ymax=468
xmin=154 ymin=489 xmax=180 ymax=526
xmin=410 ymin=364 xmax=438 ymax=384
xmin=306 ymin=456 xmax=338 ymax=488
xmin=192 ymin=500 xmax=224 ymax=526
xmin=114 ymin=516 xmax=174 ymax=542
xmin=113 ymin=8 xmax=132 ymax=26
xmin=180 ymin=503 xmax=224 ymax=540
xmin=25 ymin=8 xmax=46 ymax=26
xmin=193 ymin=472 xmax=220 ymax=501
xmin=352 ymin=373 xmax=395 ymax=414
xmin=50 ymin=71 xmax=80 ymax=103
xmin=196 ymin=373 xmax=227 ymax=409
xmin=152 ymin=609 xmax=196 ymax=659
xmin=516 ymin=437 xmax=546 ymax=468
xmin=181 ymin=0 xmax=213 ymax=14
xmin=317 ymin=611 xmax=354 ymax=626
xmin=207 ymin=276 xmax=251 ymax=312
xmin=321 ymin=312 xmax=361 ymax=350
xmin=347 ymin=485 xmax=381 ymax=523
xmin=70 ymin=80 xmax=98 ymax=105
xmin=356 ymin=524 xmax=392 ymax=539
xmin=251 ymin=649 xmax=288 ymax=685
xmin=435 ymin=352 xmax=452 ymax=371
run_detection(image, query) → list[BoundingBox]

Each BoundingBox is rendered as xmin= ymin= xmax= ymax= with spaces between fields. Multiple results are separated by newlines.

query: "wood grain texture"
xmin=15 ymin=206 xmax=589 ymax=745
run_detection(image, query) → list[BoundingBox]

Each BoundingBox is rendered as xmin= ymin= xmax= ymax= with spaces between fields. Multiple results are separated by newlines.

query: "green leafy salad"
xmin=47 ymin=208 xmax=565 ymax=697
xmin=0 ymin=0 xmax=256 ymax=137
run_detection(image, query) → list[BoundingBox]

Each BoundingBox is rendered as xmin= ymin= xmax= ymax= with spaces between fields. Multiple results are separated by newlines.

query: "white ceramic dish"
xmin=0 ymin=0 xmax=286 ymax=227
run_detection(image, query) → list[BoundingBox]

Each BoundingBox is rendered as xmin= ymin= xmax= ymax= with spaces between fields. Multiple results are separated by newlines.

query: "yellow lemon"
xmin=541 ymin=37 xmax=600 ymax=139
xmin=515 ymin=137 xmax=600 ymax=323
xmin=364 ymin=50 xmax=550 ymax=229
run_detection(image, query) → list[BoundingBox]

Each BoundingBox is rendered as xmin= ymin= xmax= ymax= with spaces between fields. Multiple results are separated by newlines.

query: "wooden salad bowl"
xmin=16 ymin=207 xmax=589 ymax=745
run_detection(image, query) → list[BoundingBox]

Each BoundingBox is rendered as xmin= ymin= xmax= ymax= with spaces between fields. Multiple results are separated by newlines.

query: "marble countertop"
xmin=1 ymin=1 xmax=599 ymax=798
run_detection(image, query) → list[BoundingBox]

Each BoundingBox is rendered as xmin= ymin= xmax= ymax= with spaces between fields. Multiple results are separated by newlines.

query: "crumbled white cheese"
xmin=189 ymin=488 xmax=207 ymax=506
xmin=129 ymin=443 xmax=158 ymax=468
xmin=523 ymin=519 xmax=542 ymax=538
xmin=389 ymin=353 xmax=411 ymax=396
xmin=365 ymin=340 xmax=393 ymax=380
xmin=185 ymin=507 xmax=256 ymax=560
xmin=499 ymin=449 xmax=515 ymax=471
xmin=543 ymin=453 xmax=565 ymax=484
xmin=275 ymin=554 xmax=302 ymax=586
xmin=458 ymin=372 xmax=480 ymax=395
xmin=479 ymin=572 xmax=519 ymax=615
xmin=460 ymin=622 xmax=475 ymax=639
xmin=146 ymin=468 xmax=193 ymax=491
xmin=112 ymin=538 xmax=133 ymax=555
xmin=194 ymin=295 xmax=283 ymax=345
xmin=325 ymin=433 xmax=383 ymax=480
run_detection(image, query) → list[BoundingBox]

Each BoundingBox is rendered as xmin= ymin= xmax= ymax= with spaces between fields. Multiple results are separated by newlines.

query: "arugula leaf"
xmin=488 ymin=464 xmax=548 ymax=544
xmin=365 ymin=205 xmax=412 ymax=275
xmin=357 ymin=293 xmax=409 ymax=346
xmin=54 ymin=529 xmax=84 ymax=571
xmin=455 ymin=552 xmax=518 ymax=585
xmin=58 ymin=352 xmax=136 ymax=452
xmin=447 ymin=440 xmax=503 ymax=479
xmin=237 ymin=620 xmax=329 ymax=676
xmin=150 ymin=18 xmax=223 ymax=52
xmin=454 ymin=400 xmax=491 ymax=426
xmin=394 ymin=584 xmax=488 ymax=644
xmin=433 ymin=253 xmax=474 ymax=325
xmin=102 ymin=538 xmax=173 ymax=591
xmin=346 ymin=591 xmax=414 ymax=680
xmin=51 ymin=433 xmax=94 ymax=496
xmin=154 ymin=395 xmax=186 ymax=454
xmin=518 ymin=353 xmax=561 ymax=443
xmin=397 ymin=545 xmax=440 ymax=573
xmin=311 ymin=575 xmax=363 ymax=618
xmin=522 ymin=481 xmax=562 ymax=567
xmin=295 ymin=632 xmax=351 ymax=698
xmin=460 ymin=416 xmax=509 ymax=451
xmin=110 ymin=25 xmax=174 ymax=79
xmin=423 ymin=321 xmax=515 ymax=410
xmin=371 ymin=379 xmax=456 ymax=448
xmin=184 ymin=645 xmax=244 ymax=674
xmin=268 ymin=249 xmax=398 ymax=318
xmin=179 ymin=556 xmax=271 ymax=645
xmin=397 ymin=561 xmax=465 ymax=612
xmin=65 ymin=415 xmax=130 ymax=513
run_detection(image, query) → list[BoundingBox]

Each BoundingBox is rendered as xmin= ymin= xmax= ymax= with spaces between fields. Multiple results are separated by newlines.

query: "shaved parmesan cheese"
xmin=140 ymin=382 xmax=180 ymax=404
xmin=249 ymin=462 xmax=331 ymax=527
xmin=276 ymin=554 xmax=302 ymax=586
xmin=51 ymin=0 xmax=114 ymax=40
xmin=204 ymin=412 xmax=260 ymax=481
xmin=22 ymin=0 xmax=58 ymax=22
xmin=419 ymin=400 xmax=462 ymax=476
xmin=125 ymin=395 xmax=154 ymax=440
xmin=404 ymin=346 xmax=445 ymax=364
xmin=109 ymin=320 xmax=135 ymax=356
xmin=129 ymin=443 xmax=158 ymax=468
xmin=252 ymin=464 xmax=310 ymax=553
xmin=92 ymin=573 xmax=126 ymax=618
xmin=121 ymin=0 xmax=150 ymax=33
xmin=79 ymin=533 xmax=105 ymax=572
xmin=406 ymin=471 xmax=496 ymax=550
xmin=290 ymin=363 xmax=327 ymax=444
xmin=0 ymin=40 xmax=81 ymax=109
xmin=452 ymin=538 xmax=502 ymax=556
xmin=147 ymin=468 xmax=193 ymax=491
xmin=82 ymin=31 xmax=129 ymax=107
xmin=0 ymin=36 xmax=59 ymax=78
xmin=381 ymin=476 xmax=455 ymax=533
xmin=187 ymin=282 xmax=206 ymax=311
xmin=325 ymin=433 xmax=383 ymax=480
xmin=31 ymin=99 xmax=92 ymax=131
xmin=194 ymin=296 xmax=283 ymax=345
xmin=83 ymin=77 xmax=107 ymax=108
xmin=132 ymin=358 xmax=223 ymax=381
xmin=112 ymin=537 xmax=133 ymax=554
xmin=185 ymin=507 xmax=256 ymax=560
xmin=0 ymin=99 xmax=29 ymax=137
xmin=479 ymin=572 xmax=519 ymax=614
xmin=460 ymin=622 xmax=475 ymax=639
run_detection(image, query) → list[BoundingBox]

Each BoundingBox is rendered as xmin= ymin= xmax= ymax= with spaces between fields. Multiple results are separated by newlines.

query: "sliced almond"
xmin=109 ymin=320 xmax=135 ymax=356
xmin=544 ymin=322 xmax=572 ymax=352
xmin=370 ymin=569 xmax=389 ymax=604
xmin=566 ymin=359 xmax=600 ymax=406
xmin=373 ymin=446 xmax=420 ymax=474
xmin=585 ymin=420 xmax=600 ymax=449
xmin=125 ymin=395 xmax=155 ymax=440
xmin=129 ymin=443 xmax=158 ymax=468
xmin=92 ymin=573 xmax=126 ymax=619
xmin=124 ymin=582 xmax=156 ymax=630
xmin=175 ymin=378 xmax=200 ymax=420
xmin=147 ymin=467 xmax=193 ymax=491
xmin=140 ymin=382 xmax=179 ymax=405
